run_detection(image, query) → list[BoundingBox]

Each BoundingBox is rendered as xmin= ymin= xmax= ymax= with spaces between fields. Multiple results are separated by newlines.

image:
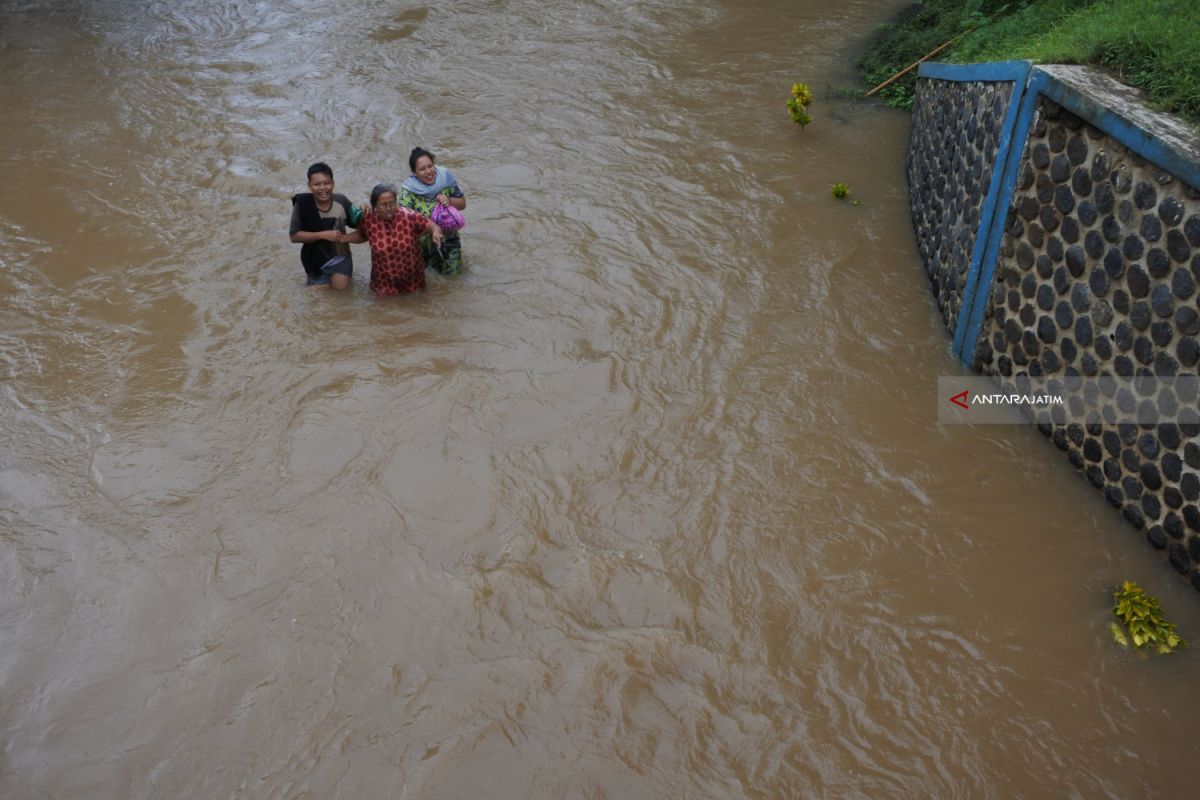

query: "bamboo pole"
xmin=863 ymin=30 xmax=975 ymax=98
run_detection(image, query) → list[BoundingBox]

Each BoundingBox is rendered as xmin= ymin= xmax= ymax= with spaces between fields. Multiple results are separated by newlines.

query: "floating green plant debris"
xmin=1112 ymin=580 xmax=1185 ymax=654
xmin=831 ymin=182 xmax=850 ymax=199
xmin=788 ymin=82 xmax=813 ymax=127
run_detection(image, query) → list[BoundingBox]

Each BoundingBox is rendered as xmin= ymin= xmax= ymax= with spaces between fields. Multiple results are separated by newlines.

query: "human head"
xmin=409 ymin=147 xmax=437 ymax=185
xmin=370 ymin=182 xmax=399 ymax=220
xmin=306 ymin=162 xmax=335 ymax=204
xmin=307 ymin=162 xmax=334 ymax=181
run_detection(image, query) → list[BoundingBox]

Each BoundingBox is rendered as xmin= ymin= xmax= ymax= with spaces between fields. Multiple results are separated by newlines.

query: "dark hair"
xmin=370 ymin=183 xmax=399 ymax=207
xmin=408 ymin=147 xmax=434 ymax=173
xmin=307 ymin=162 xmax=333 ymax=180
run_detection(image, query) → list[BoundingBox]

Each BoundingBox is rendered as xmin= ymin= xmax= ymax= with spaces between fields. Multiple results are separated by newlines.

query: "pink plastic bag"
xmin=431 ymin=202 xmax=465 ymax=231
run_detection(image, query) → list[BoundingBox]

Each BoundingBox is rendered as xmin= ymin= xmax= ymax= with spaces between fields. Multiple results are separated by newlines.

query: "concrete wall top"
xmin=1036 ymin=65 xmax=1200 ymax=191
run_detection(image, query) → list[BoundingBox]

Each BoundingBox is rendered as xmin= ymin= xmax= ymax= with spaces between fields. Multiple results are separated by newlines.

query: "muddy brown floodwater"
xmin=1 ymin=0 xmax=1198 ymax=797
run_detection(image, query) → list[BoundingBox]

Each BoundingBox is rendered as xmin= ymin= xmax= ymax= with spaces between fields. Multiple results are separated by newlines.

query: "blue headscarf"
xmin=402 ymin=165 xmax=457 ymax=200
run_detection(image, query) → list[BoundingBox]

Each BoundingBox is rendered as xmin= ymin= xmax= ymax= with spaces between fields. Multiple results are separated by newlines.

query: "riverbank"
xmin=859 ymin=0 xmax=1200 ymax=126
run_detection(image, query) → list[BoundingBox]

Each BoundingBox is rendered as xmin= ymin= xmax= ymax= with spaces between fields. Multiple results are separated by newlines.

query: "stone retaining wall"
xmin=907 ymin=79 xmax=1013 ymax=336
xmin=909 ymin=63 xmax=1200 ymax=593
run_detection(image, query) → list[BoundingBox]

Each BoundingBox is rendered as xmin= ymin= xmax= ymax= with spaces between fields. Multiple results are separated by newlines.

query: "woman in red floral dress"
xmin=346 ymin=183 xmax=443 ymax=295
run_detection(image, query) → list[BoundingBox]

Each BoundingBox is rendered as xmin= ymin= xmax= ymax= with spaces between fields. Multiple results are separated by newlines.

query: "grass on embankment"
xmin=858 ymin=0 xmax=1200 ymax=126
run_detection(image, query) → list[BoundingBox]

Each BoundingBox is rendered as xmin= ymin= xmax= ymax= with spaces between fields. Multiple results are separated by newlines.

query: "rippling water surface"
xmin=1 ymin=1 xmax=1198 ymax=797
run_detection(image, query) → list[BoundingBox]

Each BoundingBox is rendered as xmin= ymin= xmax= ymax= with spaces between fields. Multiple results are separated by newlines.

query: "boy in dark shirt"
xmin=289 ymin=162 xmax=363 ymax=289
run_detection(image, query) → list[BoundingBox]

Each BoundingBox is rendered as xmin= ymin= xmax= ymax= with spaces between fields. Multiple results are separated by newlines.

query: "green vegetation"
xmin=1110 ymin=580 xmax=1186 ymax=654
xmin=859 ymin=0 xmax=1200 ymax=124
xmin=788 ymin=82 xmax=813 ymax=127
xmin=831 ymin=182 xmax=851 ymax=199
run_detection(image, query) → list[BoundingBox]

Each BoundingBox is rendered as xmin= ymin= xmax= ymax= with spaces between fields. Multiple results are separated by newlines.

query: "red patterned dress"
xmin=360 ymin=208 xmax=432 ymax=295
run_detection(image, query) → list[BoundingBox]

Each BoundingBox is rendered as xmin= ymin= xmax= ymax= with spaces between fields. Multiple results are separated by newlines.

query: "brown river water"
xmin=1 ymin=1 xmax=1198 ymax=797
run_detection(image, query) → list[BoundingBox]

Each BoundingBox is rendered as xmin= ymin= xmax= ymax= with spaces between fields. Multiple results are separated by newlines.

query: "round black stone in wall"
xmin=1004 ymin=318 xmax=1022 ymax=344
xmin=1067 ymin=135 xmax=1088 ymax=165
xmin=1130 ymin=302 xmax=1151 ymax=331
xmin=1180 ymin=304 xmax=1200 ymax=333
xmin=1055 ymin=302 xmax=1074 ymax=330
xmin=1158 ymin=423 xmax=1182 ymax=450
xmin=1135 ymin=336 xmax=1155 ymax=364
xmin=1084 ymin=230 xmax=1105 ymax=260
xmin=1124 ymin=504 xmax=1146 ymax=529
xmin=1060 ymin=216 xmax=1080 ymax=244
xmin=1031 ymin=142 xmax=1051 ymax=169
xmin=1112 ymin=289 xmax=1131 ymax=315
xmin=1064 ymin=245 xmax=1086 ymax=276
xmin=1078 ymin=199 xmax=1098 ymax=227
xmin=1134 ymin=181 xmax=1157 ymax=210
xmin=1151 ymin=285 xmax=1175 ymax=318
xmin=1053 ymin=266 xmax=1071 ymax=295
xmin=1081 ymin=352 xmax=1099 ymax=375
xmin=1168 ymin=542 xmax=1190 ymax=573
xmin=1037 ymin=173 xmax=1055 ymax=204
xmin=1019 ymin=196 xmax=1040 ymax=221
xmin=1047 ymin=236 xmax=1065 ymax=263
xmin=1159 ymin=195 xmax=1184 ymax=226
xmin=1143 ymin=493 xmax=1162 ymax=521
xmin=1165 ymin=486 xmax=1184 ymax=509
xmin=1185 ymin=505 xmax=1200 ymax=532
xmin=1022 ymin=273 xmax=1038 ymax=299
xmin=1122 ymin=450 xmax=1142 ymax=474
xmin=1043 ymin=348 xmax=1062 ymax=372
xmin=1094 ymin=334 xmax=1112 ymax=359
xmin=1036 ymin=254 xmax=1054 ymax=279
xmin=1104 ymin=458 xmax=1122 ymax=483
xmin=1163 ymin=452 xmax=1183 ymax=482
xmin=1040 ymin=206 xmax=1060 ymax=233
xmin=1178 ymin=337 xmax=1199 ymax=367
xmin=1165 ymin=513 xmax=1184 ymax=538
xmin=1092 ymin=299 xmax=1114 ymax=328
xmin=1036 ymin=284 xmax=1055 ymax=310
xmin=1048 ymin=125 xmax=1067 ymax=153
xmin=1104 ymin=247 xmax=1125 ymax=279
xmin=1051 ymin=155 xmax=1071 ymax=183
xmin=1147 ymin=249 xmax=1171 ymax=279
xmin=1095 ymin=182 xmax=1115 ymax=213
xmin=1070 ymin=422 xmax=1089 ymax=448
xmin=1086 ymin=464 xmax=1104 ymax=487
xmin=1103 ymin=430 xmax=1122 ymax=457
xmin=1056 ymin=185 xmax=1076 ymax=215
xmin=1141 ymin=462 xmax=1163 ymax=490
xmin=1147 ymin=321 xmax=1176 ymax=347
xmin=1174 ymin=269 xmax=1197 ymax=300
xmin=1182 ymin=473 xmax=1200 ymax=501
xmin=1140 ymin=214 xmax=1163 ymax=242
xmin=1166 ymin=229 xmax=1191 ymax=262
xmin=1089 ymin=267 xmax=1109 ymax=296
xmin=1191 ymin=535 xmax=1200 ymax=561
xmin=1070 ymin=283 xmax=1091 ymax=313
xmin=1020 ymin=304 xmax=1038 ymax=328
xmin=1075 ymin=316 xmax=1094 ymax=346
xmin=1137 ymin=432 xmax=1160 ymax=459
xmin=1186 ymin=442 xmax=1200 ymax=469
xmin=1008 ymin=289 xmax=1022 ymax=312
xmin=1072 ymin=168 xmax=1093 ymax=197
xmin=1021 ymin=331 xmax=1039 ymax=357
xmin=1016 ymin=241 xmax=1035 ymax=270
xmin=1185 ymin=215 xmax=1200 ymax=245
xmin=1083 ymin=437 xmax=1102 ymax=462
xmin=1114 ymin=321 xmax=1134 ymax=351
xmin=1102 ymin=216 xmax=1122 ymax=244
xmin=1092 ymin=150 xmax=1110 ymax=180
xmin=1027 ymin=223 xmax=1045 ymax=249
xmin=1123 ymin=235 xmax=1145 ymax=261
xmin=1127 ymin=265 xmax=1150 ymax=298
xmin=1147 ymin=525 xmax=1168 ymax=549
